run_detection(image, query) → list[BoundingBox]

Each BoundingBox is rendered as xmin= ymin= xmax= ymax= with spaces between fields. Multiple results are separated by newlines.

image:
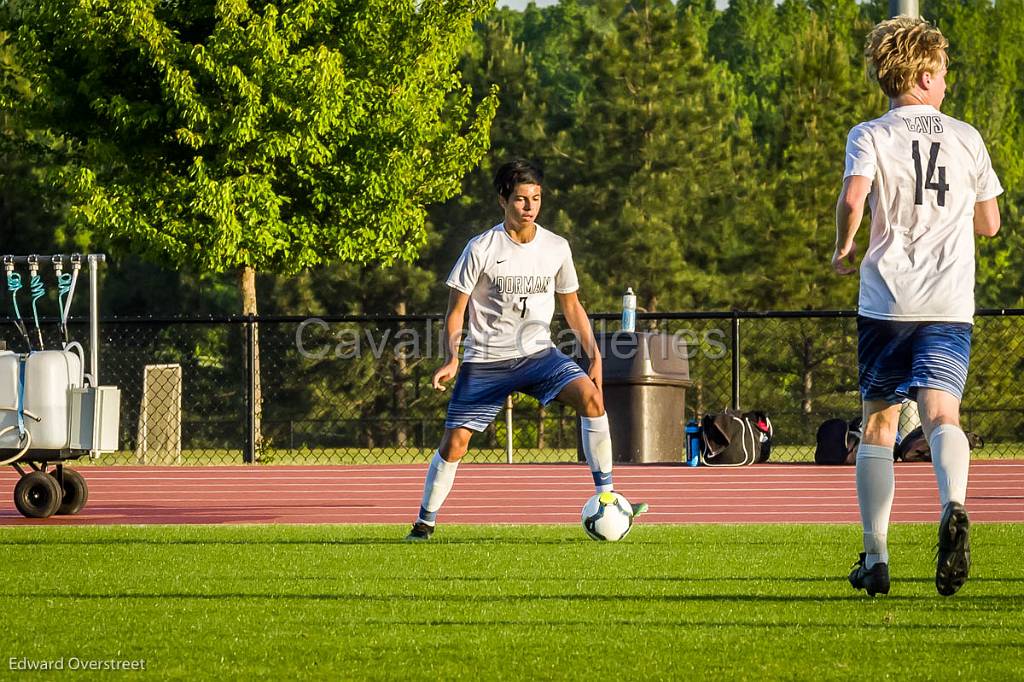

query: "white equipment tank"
xmin=0 ymin=351 xmax=82 ymax=450
xmin=0 ymin=351 xmax=18 ymax=448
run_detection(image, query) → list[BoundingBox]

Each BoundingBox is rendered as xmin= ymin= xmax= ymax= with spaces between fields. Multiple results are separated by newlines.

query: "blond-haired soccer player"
xmin=834 ymin=17 xmax=1002 ymax=596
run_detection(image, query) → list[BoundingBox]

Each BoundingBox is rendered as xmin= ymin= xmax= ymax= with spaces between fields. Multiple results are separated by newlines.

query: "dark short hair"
xmin=493 ymin=159 xmax=544 ymax=199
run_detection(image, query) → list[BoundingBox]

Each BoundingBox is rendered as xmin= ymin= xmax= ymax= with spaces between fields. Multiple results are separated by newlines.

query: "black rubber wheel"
xmin=52 ymin=468 xmax=89 ymax=516
xmin=13 ymin=471 xmax=63 ymax=519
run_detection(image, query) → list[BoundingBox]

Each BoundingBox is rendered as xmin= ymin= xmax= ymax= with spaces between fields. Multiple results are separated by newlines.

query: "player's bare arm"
xmin=558 ymin=291 xmax=602 ymax=393
xmin=432 ymin=288 xmax=470 ymax=391
xmin=833 ymin=175 xmax=871 ymax=275
xmin=974 ymin=198 xmax=1000 ymax=237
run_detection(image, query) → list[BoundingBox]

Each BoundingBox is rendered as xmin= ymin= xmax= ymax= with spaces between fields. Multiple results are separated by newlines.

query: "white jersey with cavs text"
xmin=844 ymin=104 xmax=1003 ymax=323
xmin=447 ymin=223 xmax=579 ymax=362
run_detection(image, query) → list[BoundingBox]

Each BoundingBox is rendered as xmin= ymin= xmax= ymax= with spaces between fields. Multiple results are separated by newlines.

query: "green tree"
xmin=0 ymin=28 xmax=67 ymax=257
xmin=2 ymin=0 xmax=498 ymax=455
xmin=926 ymin=0 xmax=1024 ymax=439
xmin=745 ymin=4 xmax=883 ymax=310
xmin=928 ymin=0 xmax=1024 ymax=309
xmin=447 ymin=0 xmax=763 ymax=314
xmin=707 ymin=2 xmax=875 ymax=418
xmin=4 ymin=0 xmax=497 ymax=297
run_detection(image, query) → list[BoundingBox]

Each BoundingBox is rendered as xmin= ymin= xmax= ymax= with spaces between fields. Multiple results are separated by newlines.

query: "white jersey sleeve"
xmin=844 ymin=123 xmax=877 ymax=180
xmin=446 ymin=241 xmax=484 ymax=295
xmin=973 ymin=131 xmax=1003 ymax=201
xmin=554 ymin=243 xmax=579 ymax=294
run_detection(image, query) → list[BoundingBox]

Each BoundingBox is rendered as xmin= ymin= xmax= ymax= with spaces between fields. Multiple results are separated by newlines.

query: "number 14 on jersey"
xmin=912 ymin=140 xmax=949 ymax=207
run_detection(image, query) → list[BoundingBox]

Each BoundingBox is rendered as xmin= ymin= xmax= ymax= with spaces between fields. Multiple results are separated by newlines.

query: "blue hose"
xmin=6 ymin=272 xmax=32 ymax=351
xmin=29 ymin=272 xmax=45 ymax=348
xmin=7 ymin=272 xmax=23 ymax=317
xmin=57 ymin=272 xmax=72 ymax=303
xmin=30 ymin=273 xmax=44 ymax=317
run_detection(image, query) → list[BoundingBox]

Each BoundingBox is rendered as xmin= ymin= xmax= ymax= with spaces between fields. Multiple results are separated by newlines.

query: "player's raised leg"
xmin=849 ymin=399 xmax=899 ymax=597
xmin=556 ymin=376 xmax=647 ymax=516
xmin=557 ymin=376 xmax=613 ymax=491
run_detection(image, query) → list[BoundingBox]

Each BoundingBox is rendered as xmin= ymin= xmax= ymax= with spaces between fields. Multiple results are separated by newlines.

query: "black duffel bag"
xmin=699 ymin=410 xmax=773 ymax=466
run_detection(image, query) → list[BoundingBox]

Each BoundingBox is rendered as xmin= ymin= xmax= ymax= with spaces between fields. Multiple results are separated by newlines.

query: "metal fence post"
xmin=889 ymin=0 xmax=919 ymax=18
xmin=244 ymin=315 xmax=256 ymax=464
xmin=505 ymin=395 xmax=514 ymax=464
xmin=731 ymin=313 xmax=741 ymax=411
xmin=88 ymin=254 xmax=102 ymax=385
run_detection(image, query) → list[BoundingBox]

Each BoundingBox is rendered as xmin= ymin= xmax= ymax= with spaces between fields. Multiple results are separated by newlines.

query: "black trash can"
xmin=577 ymin=331 xmax=691 ymax=463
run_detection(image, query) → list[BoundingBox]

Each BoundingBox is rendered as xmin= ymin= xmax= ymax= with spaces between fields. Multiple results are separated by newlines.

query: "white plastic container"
xmin=621 ymin=287 xmax=637 ymax=332
xmin=0 ymin=352 xmax=19 ymax=448
xmin=23 ymin=351 xmax=82 ymax=449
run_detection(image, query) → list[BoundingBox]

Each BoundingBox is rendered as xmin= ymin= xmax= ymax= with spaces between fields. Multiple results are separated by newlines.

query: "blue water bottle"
xmin=685 ymin=420 xmax=701 ymax=466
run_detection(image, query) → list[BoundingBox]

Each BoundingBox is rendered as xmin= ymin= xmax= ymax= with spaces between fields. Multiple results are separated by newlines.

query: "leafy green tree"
xmin=2 ymin=0 xmax=498 ymax=455
xmin=928 ymin=0 xmax=1024 ymax=309
xmin=926 ymin=0 xmax=1024 ymax=439
xmin=4 ymin=0 xmax=497 ymax=298
xmin=709 ymin=0 xmax=812 ymax=154
xmin=745 ymin=4 xmax=883 ymax=310
xmin=0 ymin=28 xmax=67 ymax=258
xmin=462 ymin=0 xmax=763 ymax=314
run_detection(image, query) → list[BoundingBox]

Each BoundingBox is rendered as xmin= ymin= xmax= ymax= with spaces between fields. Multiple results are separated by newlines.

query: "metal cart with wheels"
xmin=1 ymin=254 xmax=121 ymax=519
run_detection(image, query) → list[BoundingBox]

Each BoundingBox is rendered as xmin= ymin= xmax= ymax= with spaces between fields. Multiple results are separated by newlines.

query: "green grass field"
xmin=2 ymin=524 xmax=1022 ymax=680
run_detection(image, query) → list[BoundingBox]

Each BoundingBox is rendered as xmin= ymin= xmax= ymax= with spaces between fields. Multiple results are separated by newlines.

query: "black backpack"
xmin=814 ymin=417 xmax=862 ymax=465
xmin=700 ymin=410 xmax=773 ymax=466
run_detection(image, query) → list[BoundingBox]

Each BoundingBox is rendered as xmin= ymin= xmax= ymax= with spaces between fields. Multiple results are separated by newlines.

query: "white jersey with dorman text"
xmin=844 ymin=104 xmax=1003 ymax=323
xmin=447 ymin=223 xmax=579 ymax=362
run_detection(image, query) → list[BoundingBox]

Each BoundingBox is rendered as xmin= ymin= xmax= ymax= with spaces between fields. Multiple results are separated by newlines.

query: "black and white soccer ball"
xmin=581 ymin=491 xmax=634 ymax=541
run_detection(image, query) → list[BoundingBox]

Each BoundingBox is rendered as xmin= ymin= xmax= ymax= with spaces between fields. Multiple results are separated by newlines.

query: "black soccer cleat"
xmin=935 ymin=501 xmax=971 ymax=597
xmin=404 ymin=521 xmax=435 ymax=542
xmin=849 ymin=552 xmax=890 ymax=597
xmin=630 ymin=502 xmax=649 ymax=517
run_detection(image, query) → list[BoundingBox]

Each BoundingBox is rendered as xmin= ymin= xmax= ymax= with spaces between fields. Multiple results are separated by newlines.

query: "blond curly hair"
xmin=865 ymin=17 xmax=949 ymax=99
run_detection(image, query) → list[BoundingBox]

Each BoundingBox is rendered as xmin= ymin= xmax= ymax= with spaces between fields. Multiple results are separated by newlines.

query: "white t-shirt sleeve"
xmin=844 ymin=124 xmax=876 ymax=180
xmin=446 ymin=241 xmax=483 ymax=295
xmin=554 ymin=243 xmax=579 ymax=294
xmin=973 ymin=135 xmax=1003 ymax=202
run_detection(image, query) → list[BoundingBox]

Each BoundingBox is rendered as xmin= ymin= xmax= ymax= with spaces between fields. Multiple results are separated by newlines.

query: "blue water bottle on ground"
xmin=685 ymin=420 xmax=701 ymax=466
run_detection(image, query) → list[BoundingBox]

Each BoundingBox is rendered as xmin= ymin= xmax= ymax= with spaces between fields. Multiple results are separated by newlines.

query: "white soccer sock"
xmin=580 ymin=413 xmax=614 ymax=493
xmin=417 ymin=450 xmax=460 ymax=526
xmin=856 ymin=443 xmax=895 ymax=568
xmin=929 ymin=424 xmax=971 ymax=508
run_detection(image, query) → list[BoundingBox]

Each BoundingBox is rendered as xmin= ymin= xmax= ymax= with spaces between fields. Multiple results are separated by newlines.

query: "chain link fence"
xmin=2 ymin=311 xmax=1022 ymax=464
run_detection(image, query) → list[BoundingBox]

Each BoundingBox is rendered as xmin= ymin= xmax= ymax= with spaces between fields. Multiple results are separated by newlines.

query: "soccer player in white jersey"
xmin=834 ymin=17 xmax=1002 ymax=596
xmin=405 ymin=159 xmax=647 ymax=540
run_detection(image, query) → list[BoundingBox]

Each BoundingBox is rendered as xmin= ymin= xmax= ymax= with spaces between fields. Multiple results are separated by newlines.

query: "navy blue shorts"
xmin=445 ymin=347 xmax=588 ymax=431
xmin=857 ymin=316 xmax=972 ymax=403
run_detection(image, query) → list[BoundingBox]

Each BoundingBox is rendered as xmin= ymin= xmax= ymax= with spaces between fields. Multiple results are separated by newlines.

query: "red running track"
xmin=1 ymin=461 xmax=1022 ymax=526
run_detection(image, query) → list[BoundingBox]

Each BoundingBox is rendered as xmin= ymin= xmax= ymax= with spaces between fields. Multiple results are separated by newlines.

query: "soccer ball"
xmin=581 ymin=492 xmax=634 ymax=542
